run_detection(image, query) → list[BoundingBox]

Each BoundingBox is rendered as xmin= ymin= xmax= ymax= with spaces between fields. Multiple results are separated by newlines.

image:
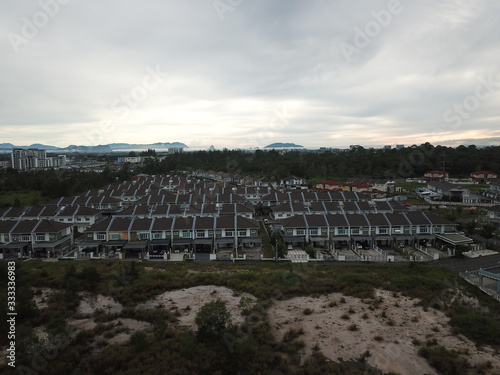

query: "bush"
xmin=195 ymin=299 xmax=232 ymax=341
xmin=449 ymin=314 xmax=500 ymax=346
xmin=347 ymin=324 xmax=358 ymax=331
xmin=303 ymin=308 xmax=314 ymax=315
xmin=418 ymin=345 xmax=469 ymax=375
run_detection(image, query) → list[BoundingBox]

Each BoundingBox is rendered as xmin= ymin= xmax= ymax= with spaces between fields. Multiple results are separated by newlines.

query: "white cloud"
xmin=1 ymin=0 xmax=499 ymax=148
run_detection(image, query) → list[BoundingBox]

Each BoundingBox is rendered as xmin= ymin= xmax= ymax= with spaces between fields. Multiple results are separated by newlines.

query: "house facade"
xmin=0 ymin=219 xmax=73 ymax=259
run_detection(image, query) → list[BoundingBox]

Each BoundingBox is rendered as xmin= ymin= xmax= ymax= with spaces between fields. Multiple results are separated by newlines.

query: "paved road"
xmin=429 ymin=253 xmax=500 ymax=274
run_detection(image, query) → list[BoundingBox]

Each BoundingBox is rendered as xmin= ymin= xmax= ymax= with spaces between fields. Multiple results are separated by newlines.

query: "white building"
xmin=11 ymin=149 xmax=66 ymax=171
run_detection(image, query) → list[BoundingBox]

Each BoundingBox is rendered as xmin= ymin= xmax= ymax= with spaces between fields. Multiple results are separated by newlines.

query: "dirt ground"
xmin=267 ymin=289 xmax=500 ymax=375
xmin=77 ymin=292 xmax=124 ymax=315
xmin=137 ymin=285 xmax=257 ymax=327
xmin=25 ymin=285 xmax=500 ymax=374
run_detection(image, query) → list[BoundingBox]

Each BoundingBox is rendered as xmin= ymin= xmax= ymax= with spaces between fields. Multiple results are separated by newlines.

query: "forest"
xmin=138 ymin=143 xmax=500 ymax=180
xmin=1 ymin=143 xmax=499 ymax=207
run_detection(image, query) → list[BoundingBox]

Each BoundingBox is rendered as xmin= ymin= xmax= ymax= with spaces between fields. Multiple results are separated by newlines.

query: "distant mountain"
xmin=108 ymin=142 xmax=188 ymax=150
xmin=0 ymin=142 xmax=188 ymax=153
xmin=29 ymin=143 xmax=59 ymax=150
xmin=0 ymin=143 xmax=58 ymax=150
xmin=61 ymin=145 xmax=114 ymax=153
xmin=264 ymin=142 xmax=303 ymax=148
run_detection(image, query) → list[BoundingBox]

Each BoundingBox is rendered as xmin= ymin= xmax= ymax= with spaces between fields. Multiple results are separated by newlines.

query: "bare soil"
xmin=138 ymin=285 xmax=257 ymax=327
xmin=267 ymin=289 xmax=500 ymax=375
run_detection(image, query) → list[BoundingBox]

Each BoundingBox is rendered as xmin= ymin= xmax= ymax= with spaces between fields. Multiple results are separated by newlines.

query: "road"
xmin=429 ymin=253 xmax=500 ymax=274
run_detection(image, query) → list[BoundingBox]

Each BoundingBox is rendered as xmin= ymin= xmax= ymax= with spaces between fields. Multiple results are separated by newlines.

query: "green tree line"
xmin=139 ymin=143 xmax=500 ymax=181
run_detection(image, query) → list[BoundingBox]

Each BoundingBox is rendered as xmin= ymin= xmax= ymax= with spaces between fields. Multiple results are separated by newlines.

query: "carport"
xmin=393 ymin=234 xmax=414 ymax=247
xmin=172 ymin=239 xmax=192 ymax=253
xmin=216 ymin=237 xmax=235 ymax=251
xmin=414 ymin=233 xmax=434 ymax=247
xmin=373 ymin=234 xmax=393 ymax=248
xmin=123 ymin=240 xmax=149 ymax=259
xmin=194 ymin=238 xmax=214 ymax=253
xmin=283 ymin=235 xmax=305 ymax=249
xmin=310 ymin=236 xmax=329 ymax=249
xmin=435 ymin=233 xmax=473 ymax=255
xmin=0 ymin=243 xmax=30 ymax=259
xmin=148 ymin=239 xmax=170 ymax=259
xmin=331 ymin=236 xmax=350 ymax=250
xmin=351 ymin=235 xmax=373 ymax=249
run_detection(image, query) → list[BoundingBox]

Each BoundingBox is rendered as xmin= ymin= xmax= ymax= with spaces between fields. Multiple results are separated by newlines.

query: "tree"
xmin=478 ymin=223 xmax=496 ymax=240
xmin=78 ymin=266 xmax=101 ymax=291
xmin=195 ymin=299 xmax=232 ymax=341
xmin=128 ymin=261 xmax=139 ymax=281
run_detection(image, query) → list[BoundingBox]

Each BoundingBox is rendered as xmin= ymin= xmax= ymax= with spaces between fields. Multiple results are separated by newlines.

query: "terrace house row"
xmin=114 ymin=203 xmax=255 ymax=219
xmin=79 ymin=216 xmax=261 ymax=260
xmin=0 ymin=219 xmax=73 ymax=259
xmin=279 ymin=211 xmax=458 ymax=251
xmin=261 ymin=190 xmax=370 ymax=206
xmin=0 ymin=205 xmax=102 ymax=232
xmin=271 ymin=201 xmax=407 ymax=219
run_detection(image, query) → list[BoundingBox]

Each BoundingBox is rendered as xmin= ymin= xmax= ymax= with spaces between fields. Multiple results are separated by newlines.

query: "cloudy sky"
xmin=1 ymin=0 xmax=500 ymax=149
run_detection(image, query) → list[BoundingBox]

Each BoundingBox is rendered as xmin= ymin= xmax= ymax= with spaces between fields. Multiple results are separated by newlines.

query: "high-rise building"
xmin=10 ymin=148 xmax=66 ymax=171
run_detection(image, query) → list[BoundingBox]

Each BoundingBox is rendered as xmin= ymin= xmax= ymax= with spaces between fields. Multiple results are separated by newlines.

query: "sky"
xmin=1 ymin=0 xmax=500 ymax=150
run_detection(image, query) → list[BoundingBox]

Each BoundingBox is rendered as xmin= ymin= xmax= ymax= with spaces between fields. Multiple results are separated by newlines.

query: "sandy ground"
xmin=267 ymin=289 xmax=500 ymax=375
xmin=32 ymin=287 xmax=57 ymax=309
xmin=23 ymin=284 xmax=500 ymax=374
xmin=137 ymin=285 xmax=257 ymax=327
xmin=77 ymin=292 xmax=124 ymax=315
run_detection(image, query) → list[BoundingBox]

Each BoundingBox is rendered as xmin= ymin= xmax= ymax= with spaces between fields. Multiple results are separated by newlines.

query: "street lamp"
xmin=275 ymin=238 xmax=278 ymax=261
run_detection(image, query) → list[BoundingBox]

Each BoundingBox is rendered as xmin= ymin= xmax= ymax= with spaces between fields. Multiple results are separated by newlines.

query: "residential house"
xmin=470 ymin=171 xmax=497 ymax=183
xmin=486 ymin=205 xmax=500 ymax=229
xmin=427 ymin=181 xmax=469 ymax=201
xmin=280 ymin=175 xmax=305 ymax=189
xmin=314 ymin=180 xmax=343 ymax=190
xmin=0 ymin=219 xmax=73 ymax=258
xmin=424 ymin=170 xmax=449 ymax=181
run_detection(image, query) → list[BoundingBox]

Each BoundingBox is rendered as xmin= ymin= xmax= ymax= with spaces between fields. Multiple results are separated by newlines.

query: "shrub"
xmin=195 ymin=299 xmax=232 ymax=341
xmin=418 ymin=345 xmax=469 ymax=375
xmin=283 ymin=328 xmax=304 ymax=343
xmin=303 ymin=308 xmax=314 ymax=316
xmin=449 ymin=314 xmax=500 ymax=346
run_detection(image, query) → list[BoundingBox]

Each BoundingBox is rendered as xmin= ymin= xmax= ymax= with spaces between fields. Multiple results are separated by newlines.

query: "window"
xmin=309 ymin=229 xmax=319 ymax=235
xmin=419 ymin=226 xmax=428 ymax=233
xmin=225 ymin=230 xmax=234 ymax=237
xmin=238 ymin=230 xmax=247 ymax=237
xmin=351 ymin=227 xmax=360 ymax=234
xmin=296 ymin=229 xmax=306 ymax=236
xmin=337 ymin=228 xmax=347 ymax=235
xmin=196 ymin=231 xmax=206 ymax=237
xmin=21 ymin=235 xmax=31 ymax=242
xmin=379 ymin=227 xmax=389 ymax=234
xmin=152 ymin=232 xmax=163 ymax=239
xmin=36 ymin=234 xmax=46 ymax=241
xmin=182 ymin=231 xmax=191 ymax=238
xmin=110 ymin=234 xmax=121 ymax=240
xmin=96 ymin=233 xmax=106 ymax=240
xmin=139 ymin=233 xmax=150 ymax=240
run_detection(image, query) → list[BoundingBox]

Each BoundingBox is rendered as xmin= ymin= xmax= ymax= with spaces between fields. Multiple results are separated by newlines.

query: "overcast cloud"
xmin=1 ymin=0 xmax=499 ymax=149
